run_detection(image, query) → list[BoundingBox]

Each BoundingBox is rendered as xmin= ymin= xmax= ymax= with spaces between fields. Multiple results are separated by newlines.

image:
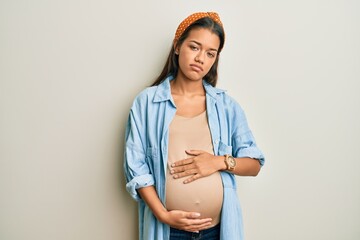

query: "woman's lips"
xmin=190 ymin=64 xmax=203 ymax=72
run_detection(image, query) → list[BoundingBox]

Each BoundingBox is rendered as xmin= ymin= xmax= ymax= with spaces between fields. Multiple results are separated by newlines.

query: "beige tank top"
xmin=165 ymin=111 xmax=223 ymax=227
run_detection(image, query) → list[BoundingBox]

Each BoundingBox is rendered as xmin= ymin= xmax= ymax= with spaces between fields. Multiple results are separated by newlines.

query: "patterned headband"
xmin=174 ymin=12 xmax=224 ymax=42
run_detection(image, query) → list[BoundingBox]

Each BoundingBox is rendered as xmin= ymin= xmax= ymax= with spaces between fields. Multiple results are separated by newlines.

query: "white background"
xmin=1 ymin=1 xmax=359 ymax=239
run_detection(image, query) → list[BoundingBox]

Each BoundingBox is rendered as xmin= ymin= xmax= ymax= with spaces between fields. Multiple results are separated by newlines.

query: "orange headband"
xmin=174 ymin=12 xmax=224 ymax=42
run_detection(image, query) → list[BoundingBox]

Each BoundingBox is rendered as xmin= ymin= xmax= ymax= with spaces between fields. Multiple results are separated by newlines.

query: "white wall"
xmin=1 ymin=1 xmax=359 ymax=239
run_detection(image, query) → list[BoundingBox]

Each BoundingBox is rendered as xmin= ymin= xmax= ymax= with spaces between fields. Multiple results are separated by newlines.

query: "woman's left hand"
xmin=170 ymin=150 xmax=224 ymax=184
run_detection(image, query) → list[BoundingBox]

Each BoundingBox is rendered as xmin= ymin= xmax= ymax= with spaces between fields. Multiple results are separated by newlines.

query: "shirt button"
xmin=215 ymin=139 xmax=220 ymax=144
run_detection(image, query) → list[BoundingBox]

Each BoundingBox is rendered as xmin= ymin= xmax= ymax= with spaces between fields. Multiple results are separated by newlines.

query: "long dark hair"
xmin=151 ymin=17 xmax=225 ymax=87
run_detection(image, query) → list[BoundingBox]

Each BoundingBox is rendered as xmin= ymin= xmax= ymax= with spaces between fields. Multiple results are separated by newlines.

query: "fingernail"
xmin=171 ymin=163 xmax=175 ymax=167
xmin=173 ymin=175 xmax=178 ymax=179
xmin=170 ymin=170 xmax=174 ymax=174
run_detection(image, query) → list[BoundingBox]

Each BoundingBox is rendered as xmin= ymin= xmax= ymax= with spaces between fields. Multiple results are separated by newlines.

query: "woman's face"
xmin=176 ymin=28 xmax=220 ymax=82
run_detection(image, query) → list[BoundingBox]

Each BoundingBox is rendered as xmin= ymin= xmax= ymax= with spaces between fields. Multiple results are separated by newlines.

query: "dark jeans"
xmin=170 ymin=224 xmax=220 ymax=240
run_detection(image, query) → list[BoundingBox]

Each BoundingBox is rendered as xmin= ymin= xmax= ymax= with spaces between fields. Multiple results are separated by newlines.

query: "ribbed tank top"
xmin=165 ymin=111 xmax=223 ymax=227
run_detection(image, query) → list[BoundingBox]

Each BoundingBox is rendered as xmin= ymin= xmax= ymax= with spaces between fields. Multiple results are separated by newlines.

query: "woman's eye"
xmin=207 ymin=52 xmax=216 ymax=58
xmin=190 ymin=45 xmax=198 ymax=51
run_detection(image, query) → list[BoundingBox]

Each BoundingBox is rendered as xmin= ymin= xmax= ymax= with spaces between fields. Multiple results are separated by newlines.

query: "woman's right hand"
xmin=159 ymin=210 xmax=212 ymax=233
xmin=137 ymin=187 xmax=212 ymax=232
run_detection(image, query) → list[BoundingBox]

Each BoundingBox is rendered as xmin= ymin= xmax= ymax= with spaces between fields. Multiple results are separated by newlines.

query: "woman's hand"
xmin=160 ymin=210 xmax=212 ymax=233
xmin=170 ymin=150 xmax=225 ymax=184
xmin=138 ymin=186 xmax=212 ymax=232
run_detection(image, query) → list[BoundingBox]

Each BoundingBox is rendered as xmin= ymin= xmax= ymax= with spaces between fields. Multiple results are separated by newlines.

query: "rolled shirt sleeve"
xmin=125 ymin=174 xmax=155 ymax=201
xmin=230 ymin=100 xmax=265 ymax=166
xmin=124 ymin=144 xmax=155 ymax=200
xmin=124 ymin=102 xmax=155 ymax=201
xmin=232 ymin=130 xmax=265 ymax=166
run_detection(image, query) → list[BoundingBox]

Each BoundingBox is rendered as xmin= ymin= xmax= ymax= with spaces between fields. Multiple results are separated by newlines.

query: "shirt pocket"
xmin=218 ymin=140 xmax=233 ymax=156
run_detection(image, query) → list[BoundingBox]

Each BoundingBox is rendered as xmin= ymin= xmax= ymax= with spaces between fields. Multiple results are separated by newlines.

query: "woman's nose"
xmin=195 ymin=53 xmax=204 ymax=64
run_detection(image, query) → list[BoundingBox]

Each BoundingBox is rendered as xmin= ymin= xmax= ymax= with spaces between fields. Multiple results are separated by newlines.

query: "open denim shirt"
xmin=124 ymin=76 xmax=265 ymax=240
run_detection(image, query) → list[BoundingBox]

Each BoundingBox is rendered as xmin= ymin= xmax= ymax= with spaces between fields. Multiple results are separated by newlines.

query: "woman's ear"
xmin=173 ymin=40 xmax=179 ymax=55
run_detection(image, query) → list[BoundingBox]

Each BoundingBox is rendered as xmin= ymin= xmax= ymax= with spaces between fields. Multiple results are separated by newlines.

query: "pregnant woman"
xmin=124 ymin=12 xmax=265 ymax=240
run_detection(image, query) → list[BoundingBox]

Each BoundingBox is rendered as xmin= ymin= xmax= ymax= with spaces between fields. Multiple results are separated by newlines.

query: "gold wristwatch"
xmin=224 ymin=154 xmax=236 ymax=171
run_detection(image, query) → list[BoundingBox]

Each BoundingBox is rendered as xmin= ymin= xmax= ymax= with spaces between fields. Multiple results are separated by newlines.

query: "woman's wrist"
xmin=216 ymin=155 xmax=227 ymax=171
xmin=155 ymin=208 xmax=170 ymax=223
xmin=137 ymin=186 xmax=170 ymax=224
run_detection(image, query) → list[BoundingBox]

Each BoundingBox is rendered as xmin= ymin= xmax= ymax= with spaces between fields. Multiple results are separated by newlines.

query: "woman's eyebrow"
xmin=189 ymin=40 xmax=218 ymax=52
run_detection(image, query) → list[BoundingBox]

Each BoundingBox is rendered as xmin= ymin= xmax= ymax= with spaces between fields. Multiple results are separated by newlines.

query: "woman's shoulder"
xmin=208 ymin=85 xmax=245 ymax=115
xmin=206 ymin=84 xmax=242 ymax=108
xmin=204 ymin=81 xmax=236 ymax=101
xmin=134 ymin=85 xmax=157 ymax=100
xmin=129 ymin=85 xmax=158 ymax=110
xmin=133 ymin=77 xmax=172 ymax=102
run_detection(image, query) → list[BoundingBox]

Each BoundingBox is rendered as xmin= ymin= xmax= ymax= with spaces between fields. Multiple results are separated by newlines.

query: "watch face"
xmin=226 ymin=155 xmax=236 ymax=170
xmin=229 ymin=157 xmax=236 ymax=167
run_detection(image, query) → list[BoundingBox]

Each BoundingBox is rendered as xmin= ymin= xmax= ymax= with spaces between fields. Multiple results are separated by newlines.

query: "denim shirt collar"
xmin=153 ymin=75 xmax=226 ymax=103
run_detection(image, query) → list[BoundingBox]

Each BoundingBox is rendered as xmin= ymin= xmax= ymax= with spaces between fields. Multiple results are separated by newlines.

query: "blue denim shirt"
xmin=124 ymin=76 xmax=265 ymax=240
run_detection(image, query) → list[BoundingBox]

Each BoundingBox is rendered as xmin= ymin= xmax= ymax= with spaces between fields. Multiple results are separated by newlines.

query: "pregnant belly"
xmin=165 ymin=171 xmax=223 ymax=226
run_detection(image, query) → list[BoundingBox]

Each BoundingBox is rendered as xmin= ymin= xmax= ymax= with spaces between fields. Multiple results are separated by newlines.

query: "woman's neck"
xmin=171 ymin=76 xmax=205 ymax=96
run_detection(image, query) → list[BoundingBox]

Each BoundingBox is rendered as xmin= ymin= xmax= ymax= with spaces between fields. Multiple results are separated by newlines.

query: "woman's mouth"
xmin=190 ymin=64 xmax=203 ymax=72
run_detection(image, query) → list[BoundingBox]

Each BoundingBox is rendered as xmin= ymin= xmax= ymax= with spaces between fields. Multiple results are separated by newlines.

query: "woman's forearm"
xmin=232 ymin=157 xmax=261 ymax=176
xmin=137 ymin=186 xmax=168 ymax=221
xmin=170 ymin=151 xmax=261 ymax=183
xmin=215 ymin=155 xmax=261 ymax=176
